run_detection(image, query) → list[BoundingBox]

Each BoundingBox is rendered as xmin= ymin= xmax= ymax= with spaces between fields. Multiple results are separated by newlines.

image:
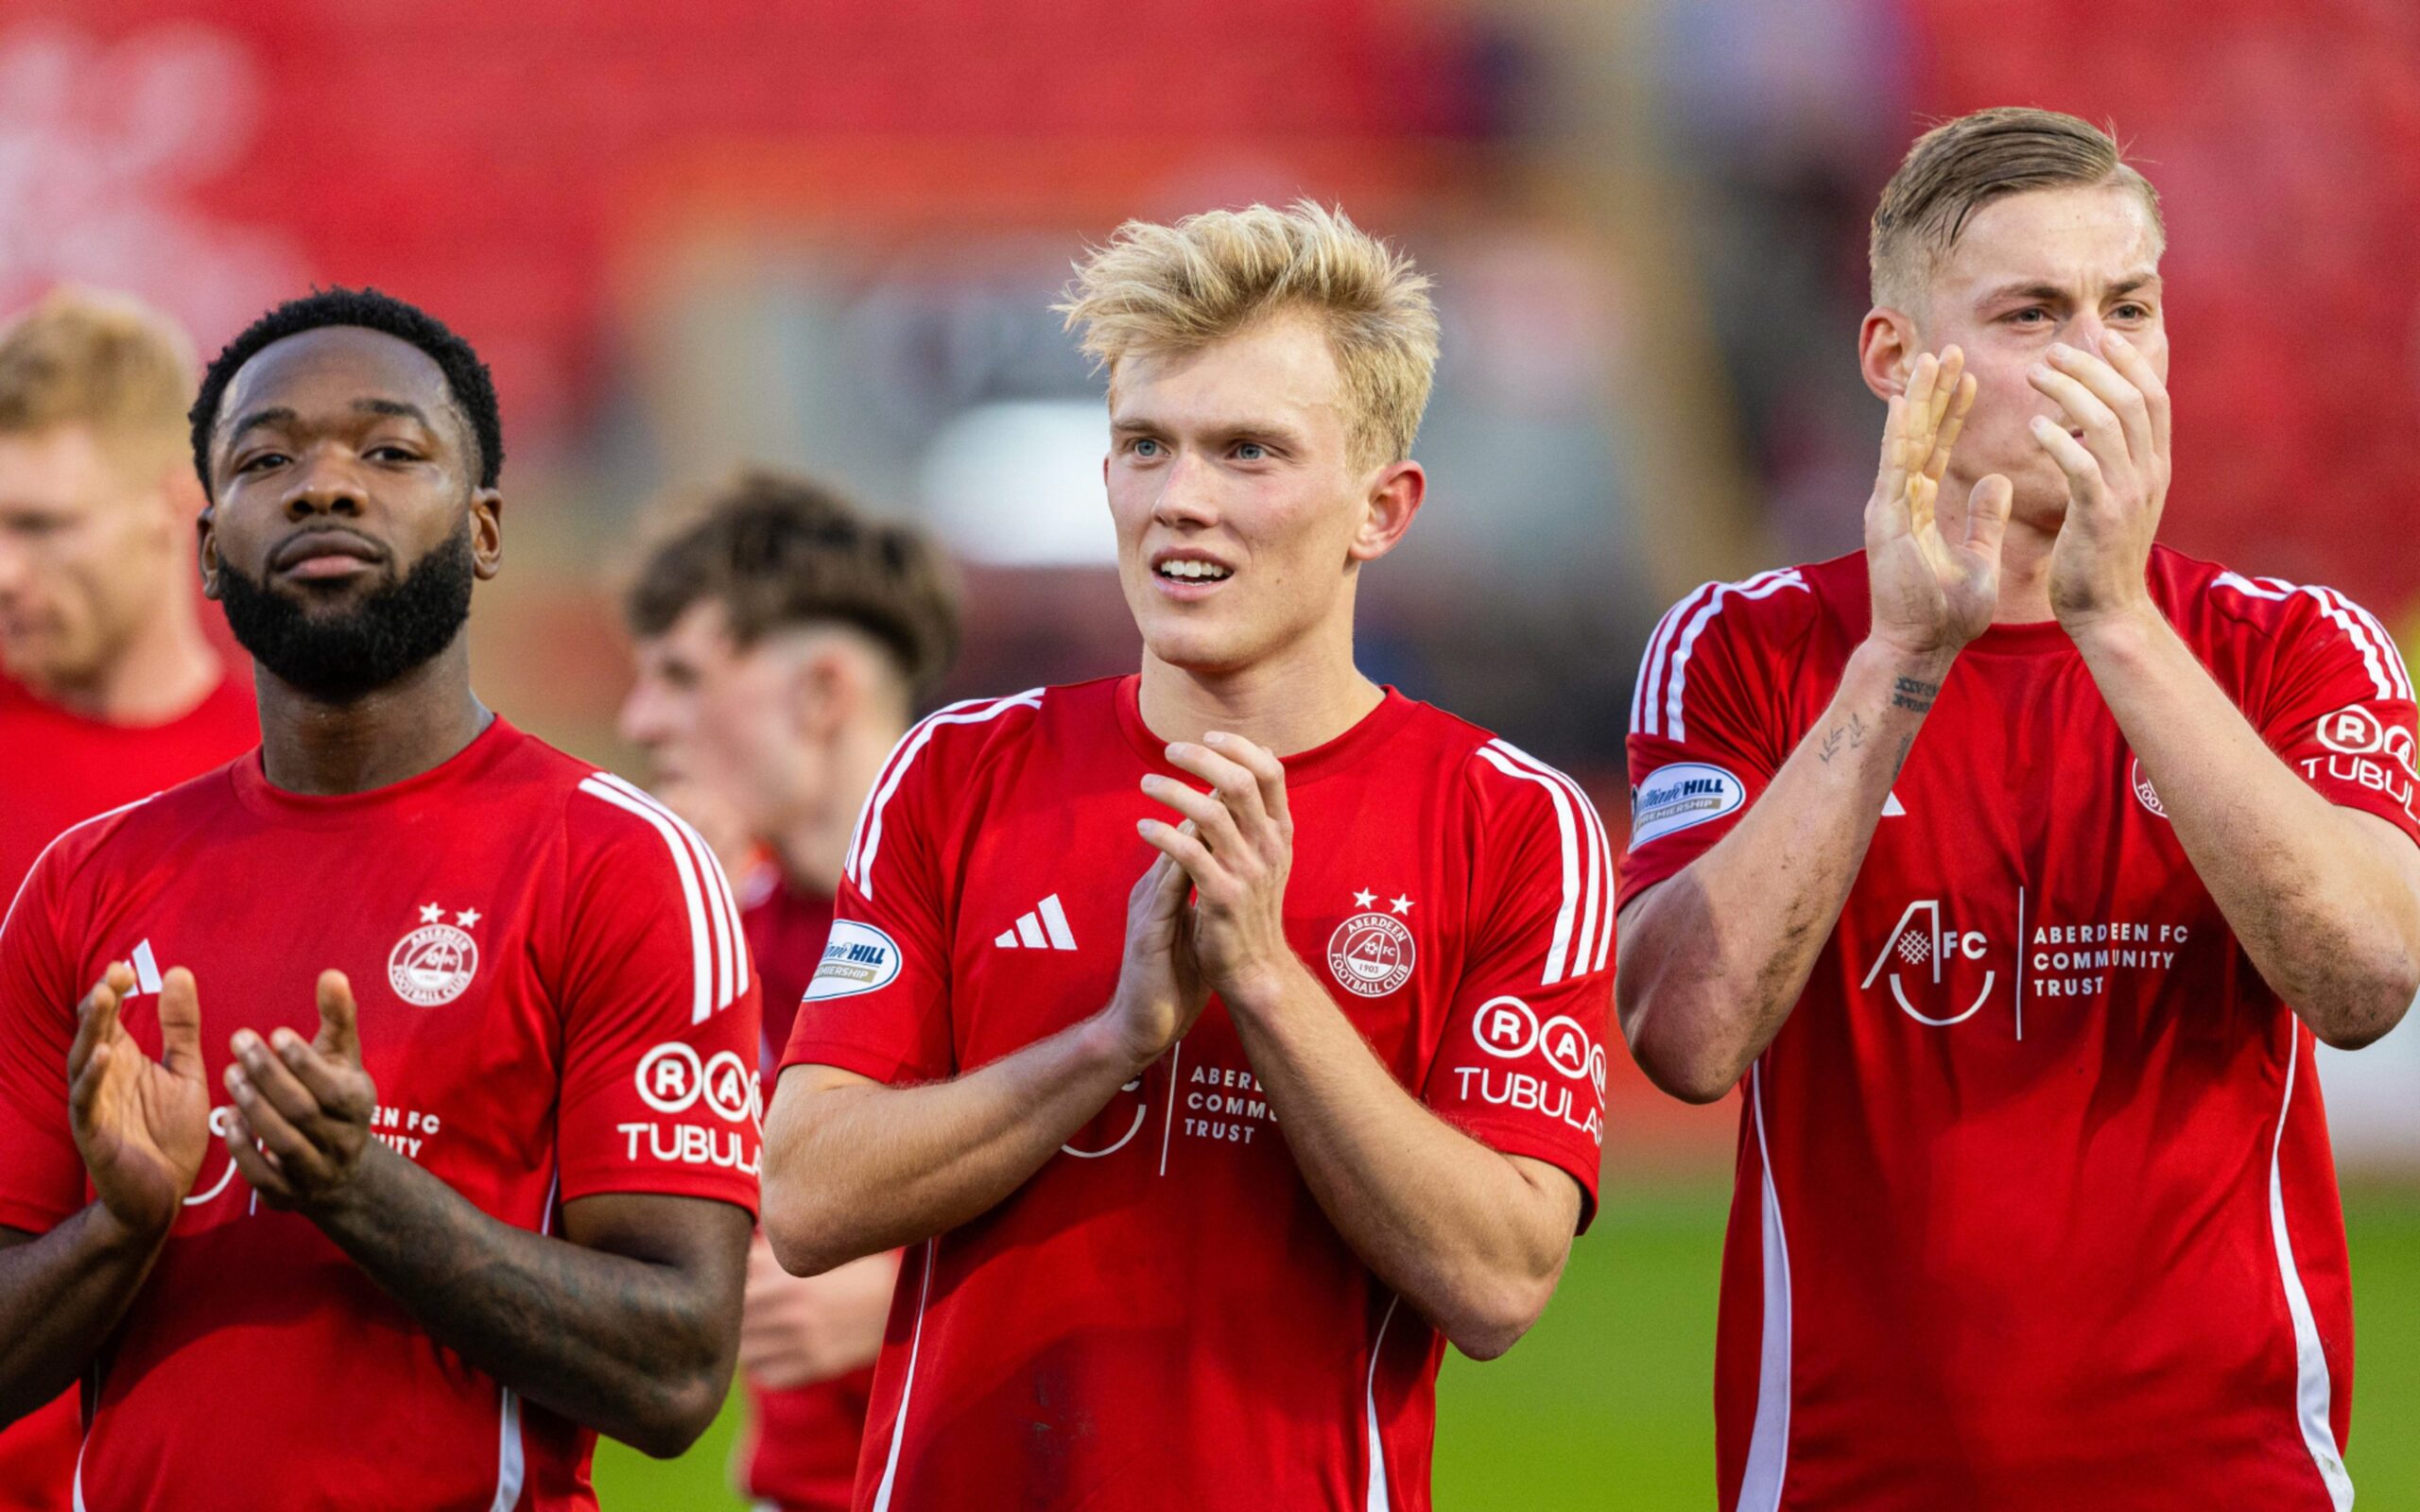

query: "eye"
xmin=367 ymin=444 xmax=422 ymax=463
xmin=1235 ymin=441 xmax=1268 ymax=462
xmin=234 ymin=451 xmax=289 ymax=474
xmin=2004 ymin=307 xmax=2050 ymax=326
xmin=2112 ymin=302 xmax=2152 ymax=321
xmin=1129 ymin=438 xmax=1163 ymax=458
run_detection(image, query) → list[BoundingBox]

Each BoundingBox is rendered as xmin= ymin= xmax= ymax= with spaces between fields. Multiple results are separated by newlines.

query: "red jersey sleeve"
xmin=0 ymin=828 xmax=108 ymax=1234
xmin=1617 ymin=572 xmax=1811 ymax=911
xmin=1423 ymin=741 xmax=1616 ymax=1228
xmin=554 ymin=782 xmax=764 ymax=1212
xmin=2245 ymin=582 xmax=2420 ymax=848
xmin=778 ymin=708 xmax=968 ymax=1087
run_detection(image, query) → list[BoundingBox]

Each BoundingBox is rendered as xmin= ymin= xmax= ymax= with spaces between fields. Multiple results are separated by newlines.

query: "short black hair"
xmin=188 ymin=287 xmax=504 ymax=499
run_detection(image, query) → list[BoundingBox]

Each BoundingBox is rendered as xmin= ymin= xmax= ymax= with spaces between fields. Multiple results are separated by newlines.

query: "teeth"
xmin=1158 ymin=560 xmax=1231 ymax=581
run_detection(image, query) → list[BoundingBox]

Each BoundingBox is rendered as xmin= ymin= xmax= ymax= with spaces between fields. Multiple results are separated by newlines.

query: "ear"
xmin=196 ymin=501 xmax=221 ymax=601
xmin=1859 ymin=307 xmax=1923 ymax=402
xmin=1347 ymin=460 xmax=1425 ymax=565
xmin=469 ymin=488 xmax=504 ymax=581
xmin=786 ymin=640 xmax=858 ymax=741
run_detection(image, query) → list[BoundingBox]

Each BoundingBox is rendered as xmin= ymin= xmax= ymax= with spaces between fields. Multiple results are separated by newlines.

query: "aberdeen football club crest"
xmin=389 ymin=902 xmax=481 ymax=1006
xmin=1326 ymin=889 xmax=1416 ymax=998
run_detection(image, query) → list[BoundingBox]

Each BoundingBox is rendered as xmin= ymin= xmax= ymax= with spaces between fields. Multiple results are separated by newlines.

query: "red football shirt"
xmin=735 ymin=867 xmax=873 ymax=1512
xmin=0 ymin=666 xmax=255 ymax=1512
xmin=1619 ymin=546 xmax=2419 ymax=1511
xmin=0 ymin=718 xmax=762 ymax=1512
xmin=781 ymin=676 xmax=1614 ymax=1512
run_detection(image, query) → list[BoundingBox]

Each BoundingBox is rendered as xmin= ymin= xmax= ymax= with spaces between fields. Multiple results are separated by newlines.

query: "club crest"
xmin=1326 ymin=911 xmax=1415 ymax=998
xmin=389 ymin=903 xmax=481 ymax=1006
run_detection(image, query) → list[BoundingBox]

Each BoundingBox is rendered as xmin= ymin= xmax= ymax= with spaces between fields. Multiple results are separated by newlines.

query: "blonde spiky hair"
xmin=1057 ymin=199 xmax=1440 ymax=469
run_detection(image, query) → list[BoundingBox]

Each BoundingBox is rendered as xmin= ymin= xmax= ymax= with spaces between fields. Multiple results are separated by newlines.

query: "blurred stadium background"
xmin=8 ymin=0 xmax=2417 ymax=1504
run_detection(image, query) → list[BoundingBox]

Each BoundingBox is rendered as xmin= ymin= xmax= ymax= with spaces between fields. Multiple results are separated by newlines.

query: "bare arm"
xmin=217 ymin=973 xmax=752 ymax=1458
xmin=0 ymin=964 xmax=208 ymax=1423
xmin=1616 ymin=642 xmax=1950 ymax=1102
xmin=740 ymin=1239 xmax=900 ymax=1389
xmin=1617 ymin=349 xmax=2013 ymax=1103
xmin=760 ymin=851 xmax=1206 ymax=1277
xmin=2032 ymin=333 xmax=2420 ymax=1048
xmin=1141 ymin=735 xmax=1579 ymax=1360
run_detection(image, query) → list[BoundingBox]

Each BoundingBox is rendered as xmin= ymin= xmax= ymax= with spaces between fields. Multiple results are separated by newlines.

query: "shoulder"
xmin=1444 ymin=729 xmax=1617 ymax=978
xmin=0 ymin=781 xmax=187 ymax=936
xmin=1631 ymin=557 xmax=1848 ymax=740
xmin=841 ymin=686 xmax=1052 ymax=898
xmin=2163 ymin=549 xmax=2411 ymax=696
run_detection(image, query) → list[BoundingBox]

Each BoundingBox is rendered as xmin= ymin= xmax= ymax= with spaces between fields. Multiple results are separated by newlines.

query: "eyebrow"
xmin=1977 ymin=272 xmax=2163 ymax=307
xmin=223 ymin=397 xmax=437 ymax=445
xmin=1110 ymin=415 xmax=1309 ymax=444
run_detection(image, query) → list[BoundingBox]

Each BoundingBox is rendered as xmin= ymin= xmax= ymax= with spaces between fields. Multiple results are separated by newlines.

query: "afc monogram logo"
xmin=1326 ymin=888 xmax=1416 ymax=998
xmin=389 ymin=902 xmax=481 ymax=1007
xmin=1860 ymin=899 xmax=1995 ymax=1027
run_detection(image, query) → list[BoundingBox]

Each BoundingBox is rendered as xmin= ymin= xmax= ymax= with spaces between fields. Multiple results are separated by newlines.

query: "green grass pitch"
xmin=595 ymin=1182 xmax=2420 ymax=1508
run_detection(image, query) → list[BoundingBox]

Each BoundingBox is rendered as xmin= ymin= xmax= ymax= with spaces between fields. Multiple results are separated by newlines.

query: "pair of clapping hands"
xmin=1868 ymin=335 xmax=2171 ymax=655
xmin=70 ymin=962 xmax=374 ymax=1239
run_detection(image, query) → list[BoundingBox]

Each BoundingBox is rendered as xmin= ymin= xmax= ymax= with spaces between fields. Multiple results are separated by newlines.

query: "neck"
xmin=769 ymin=718 xmax=902 ymax=900
xmin=46 ymin=583 xmax=222 ymax=724
xmin=1137 ymin=615 xmax=1381 ymax=756
xmin=255 ymin=638 xmax=491 ymax=796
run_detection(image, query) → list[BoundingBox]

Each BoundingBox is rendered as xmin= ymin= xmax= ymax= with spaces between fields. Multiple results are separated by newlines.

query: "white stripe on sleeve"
xmin=851 ymin=690 xmax=1044 ymax=900
xmin=1485 ymin=740 xmax=1613 ymax=977
xmin=1474 ymin=744 xmax=1582 ymax=985
xmin=577 ymin=777 xmax=716 ymax=1023
xmin=1666 ymin=569 xmax=1805 ymax=745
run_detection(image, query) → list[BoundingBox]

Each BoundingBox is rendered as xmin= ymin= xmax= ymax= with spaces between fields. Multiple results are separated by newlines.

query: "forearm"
xmin=763 ymin=1013 xmax=1147 ymax=1275
xmin=0 ymin=1208 xmax=165 ymax=1422
xmin=1224 ymin=964 xmax=1574 ymax=1360
xmin=1617 ymin=638 xmax=1947 ymax=1099
xmin=2075 ymin=606 xmax=2420 ymax=1044
xmin=305 ymin=1146 xmax=735 ymax=1456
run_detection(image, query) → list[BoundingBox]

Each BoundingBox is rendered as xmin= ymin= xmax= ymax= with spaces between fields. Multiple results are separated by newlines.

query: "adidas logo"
xmin=1882 ymin=789 xmax=1907 ymax=816
xmin=121 ymin=939 xmax=164 ymax=998
xmin=994 ymin=894 xmax=1077 ymax=952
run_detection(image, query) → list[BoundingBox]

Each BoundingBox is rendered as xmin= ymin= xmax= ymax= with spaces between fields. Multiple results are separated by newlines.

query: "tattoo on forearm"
xmin=1892 ymin=677 xmax=1940 ymax=713
xmin=1817 ymin=712 xmax=1869 ymax=764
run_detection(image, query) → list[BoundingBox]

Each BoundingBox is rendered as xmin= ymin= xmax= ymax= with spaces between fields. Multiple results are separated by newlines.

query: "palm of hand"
xmin=80 ymin=1036 xmax=209 ymax=1228
xmin=1866 ymin=348 xmax=2011 ymax=655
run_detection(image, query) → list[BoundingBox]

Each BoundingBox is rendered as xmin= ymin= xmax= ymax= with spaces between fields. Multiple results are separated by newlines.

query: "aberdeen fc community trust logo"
xmin=389 ymin=903 xmax=480 ymax=1006
xmin=1327 ymin=889 xmax=1416 ymax=998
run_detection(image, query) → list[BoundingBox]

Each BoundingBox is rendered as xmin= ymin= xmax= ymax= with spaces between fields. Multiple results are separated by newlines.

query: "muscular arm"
xmin=2074 ymin=609 xmax=2420 ymax=1047
xmin=762 ymin=1019 xmax=1150 ymax=1277
xmin=297 ymin=1156 xmax=751 ymax=1458
xmin=762 ymin=850 xmax=1205 ymax=1278
xmin=1220 ymin=962 xmax=1580 ymax=1360
xmin=1616 ymin=641 xmax=1947 ymax=1102
xmin=0 ymin=1212 xmax=165 ymax=1424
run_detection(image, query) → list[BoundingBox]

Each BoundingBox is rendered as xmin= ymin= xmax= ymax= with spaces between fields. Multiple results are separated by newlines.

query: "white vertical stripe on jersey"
xmin=1632 ymin=583 xmax=1716 ymax=738
xmin=2269 ymin=1026 xmax=2357 ymax=1509
xmin=1474 ymin=746 xmax=1581 ymax=984
xmin=2 ymin=792 xmax=157 ymax=941
xmin=1738 ymin=1061 xmax=1793 ymax=1512
xmin=577 ymin=777 xmax=717 ymax=1024
xmin=2214 ymin=572 xmax=2398 ymax=702
xmin=1485 ymin=740 xmax=1615 ymax=976
xmin=593 ymin=772 xmax=747 ymax=1009
xmin=1364 ymin=1292 xmax=1402 ymax=1512
xmin=487 ymin=1389 xmax=526 ymax=1512
xmin=871 ymin=1239 xmax=941 ymax=1512
xmin=1666 ymin=570 xmax=1806 ymax=745
xmin=851 ymin=690 xmax=1045 ymax=900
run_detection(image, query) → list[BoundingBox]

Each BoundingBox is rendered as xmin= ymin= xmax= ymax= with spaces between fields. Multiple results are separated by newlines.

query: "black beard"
xmin=218 ymin=524 xmax=475 ymax=703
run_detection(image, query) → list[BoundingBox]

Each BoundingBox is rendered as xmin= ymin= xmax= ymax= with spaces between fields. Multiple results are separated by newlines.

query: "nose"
xmin=0 ymin=533 xmax=28 ymax=602
xmin=618 ymin=679 xmax=669 ymax=748
xmin=1151 ymin=450 xmax=1219 ymax=529
xmin=2067 ymin=312 xmax=2109 ymax=357
xmin=283 ymin=446 xmax=367 ymax=520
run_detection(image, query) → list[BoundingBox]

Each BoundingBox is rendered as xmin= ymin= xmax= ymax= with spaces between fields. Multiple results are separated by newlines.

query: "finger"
xmin=2026 ymin=363 xmax=2124 ymax=467
xmin=2027 ymin=416 xmax=2105 ymax=501
xmin=223 ymin=1107 xmax=297 ymax=1204
xmin=2047 ymin=343 xmax=2152 ymax=470
xmin=70 ymin=1040 xmax=112 ymax=1125
xmin=1203 ymin=732 xmax=1289 ymax=830
xmin=1901 ymin=352 xmax=1941 ymax=446
xmin=156 ymin=968 xmax=204 ymax=1081
xmin=1925 ymin=372 xmax=1978 ymax=484
xmin=68 ymin=966 xmax=132 ymax=1083
xmin=2100 ymin=330 xmax=2169 ymax=459
xmin=1963 ymin=473 xmax=2014 ymax=562
xmin=1141 ymin=774 xmax=1243 ymax=854
xmin=313 ymin=971 xmax=359 ymax=1066
xmin=229 ymin=1029 xmax=329 ymax=1131
xmin=1135 ymin=816 xmax=1221 ymax=886
xmin=1906 ymin=472 xmax=1938 ymax=538
xmin=1927 ymin=346 xmax=1965 ymax=434
xmin=1164 ymin=742 xmax=1270 ymax=832
xmin=223 ymin=1058 xmax=335 ymax=1185
xmin=270 ymin=1028 xmax=363 ymax=1117
xmin=1870 ymin=395 xmax=1914 ymax=538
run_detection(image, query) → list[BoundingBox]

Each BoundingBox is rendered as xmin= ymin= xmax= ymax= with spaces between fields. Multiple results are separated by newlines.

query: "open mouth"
xmin=1154 ymin=558 xmax=1234 ymax=585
